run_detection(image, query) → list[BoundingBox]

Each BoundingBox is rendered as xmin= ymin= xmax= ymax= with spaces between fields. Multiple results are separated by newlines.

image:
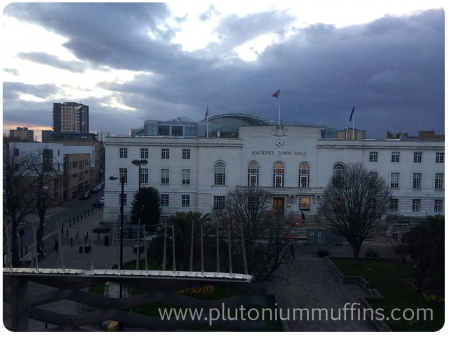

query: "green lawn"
xmin=331 ymin=258 xmax=444 ymax=332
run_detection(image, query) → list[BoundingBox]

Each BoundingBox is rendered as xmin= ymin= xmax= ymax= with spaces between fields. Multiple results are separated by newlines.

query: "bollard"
xmin=76 ymin=230 xmax=79 ymax=239
xmin=81 ymin=215 xmax=83 ymax=220
xmin=61 ymin=224 xmax=64 ymax=234
xmin=86 ymin=231 xmax=89 ymax=240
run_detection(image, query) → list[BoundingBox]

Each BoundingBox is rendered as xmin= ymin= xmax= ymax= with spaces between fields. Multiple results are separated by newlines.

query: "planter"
xmin=79 ymin=244 xmax=91 ymax=253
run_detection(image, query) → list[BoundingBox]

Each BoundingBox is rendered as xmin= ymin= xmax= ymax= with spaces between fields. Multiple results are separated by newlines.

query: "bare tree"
xmin=316 ymin=162 xmax=391 ymax=266
xmin=3 ymin=146 xmax=61 ymax=266
xmin=213 ymin=186 xmax=292 ymax=282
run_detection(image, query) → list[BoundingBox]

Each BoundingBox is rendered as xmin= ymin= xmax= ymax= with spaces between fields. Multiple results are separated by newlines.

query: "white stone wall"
xmin=103 ymin=127 xmax=444 ymax=222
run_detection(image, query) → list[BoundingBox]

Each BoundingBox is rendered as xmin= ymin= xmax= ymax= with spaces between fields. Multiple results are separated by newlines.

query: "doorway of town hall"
xmin=273 ymin=197 xmax=284 ymax=215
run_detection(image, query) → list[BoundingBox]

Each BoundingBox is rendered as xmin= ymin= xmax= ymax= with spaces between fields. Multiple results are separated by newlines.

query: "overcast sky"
xmin=2 ymin=1 xmax=446 ymax=140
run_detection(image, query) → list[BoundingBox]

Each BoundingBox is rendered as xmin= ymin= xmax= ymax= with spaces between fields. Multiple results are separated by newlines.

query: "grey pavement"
xmin=4 ymin=208 xmax=395 ymax=331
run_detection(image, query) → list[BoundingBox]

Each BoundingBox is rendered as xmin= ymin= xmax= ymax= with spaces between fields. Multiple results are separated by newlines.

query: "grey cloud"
xmin=3 ymin=82 xmax=59 ymax=100
xmin=17 ymin=52 xmax=87 ymax=73
xmin=3 ymin=68 xmax=19 ymax=76
xmin=198 ymin=4 xmax=220 ymax=22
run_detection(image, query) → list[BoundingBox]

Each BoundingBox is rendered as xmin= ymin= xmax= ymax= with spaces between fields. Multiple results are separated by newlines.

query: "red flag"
xmin=272 ymin=89 xmax=280 ymax=98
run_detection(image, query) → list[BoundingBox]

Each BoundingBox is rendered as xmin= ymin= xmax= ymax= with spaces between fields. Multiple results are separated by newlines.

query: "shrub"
xmin=317 ymin=245 xmax=329 ymax=257
xmin=365 ymin=247 xmax=379 ymax=257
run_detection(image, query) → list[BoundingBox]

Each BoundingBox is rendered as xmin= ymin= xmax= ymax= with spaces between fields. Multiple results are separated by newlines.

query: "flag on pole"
xmin=349 ymin=105 xmax=355 ymax=121
xmin=272 ymin=89 xmax=280 ymax=98
xmin=205 ymin=105 xmax=209 ymax=120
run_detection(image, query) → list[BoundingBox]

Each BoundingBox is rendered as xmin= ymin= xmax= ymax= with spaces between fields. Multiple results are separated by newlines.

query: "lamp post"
xmin=131 ymin=159 xmax=148 ymax=266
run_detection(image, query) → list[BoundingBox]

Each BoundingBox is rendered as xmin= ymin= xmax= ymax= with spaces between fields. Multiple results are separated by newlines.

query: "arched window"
xmin=273 ymin=162 xmax=284 ymax=187
xmin=299 ymin=163 xmax=310 ymax=187
xmin=248 ymin=162 xmax=259 ymax=186
xmin=214 ymin=162 xmax=225 ymax=185
xmin=333 ymin=163 xmax=344 ymax=187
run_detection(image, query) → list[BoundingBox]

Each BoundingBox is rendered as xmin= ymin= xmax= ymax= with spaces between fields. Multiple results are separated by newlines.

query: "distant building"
xmin=387 ymin=131 xmax=409 ymax=139
xmin=418 ymin=130 xmax=444 ymax=141
xmin=53 ymin=102 xmax=89 ymax=133
xmin=9 ymin=127 xmax=34 ymax=142
xmin=337 ymin=127 xmax=366 ymax=140
xmin=97 ymin=130 xmax=111 ymax=142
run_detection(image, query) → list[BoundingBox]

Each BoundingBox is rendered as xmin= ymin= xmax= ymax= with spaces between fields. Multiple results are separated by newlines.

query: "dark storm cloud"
xmin=17 ymin=52 xmax=87 ymax=73
xmin=3 ymin=3 xmax=444 ymax=138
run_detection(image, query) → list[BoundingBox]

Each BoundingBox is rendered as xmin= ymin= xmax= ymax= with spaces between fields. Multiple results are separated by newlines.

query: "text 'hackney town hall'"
xmin=102 ymin=113 xmax=445 ymax=223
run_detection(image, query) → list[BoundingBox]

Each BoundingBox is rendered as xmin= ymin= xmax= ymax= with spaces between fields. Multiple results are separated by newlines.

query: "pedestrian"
xmin=290 ymin=243 xmax=295 ymax=259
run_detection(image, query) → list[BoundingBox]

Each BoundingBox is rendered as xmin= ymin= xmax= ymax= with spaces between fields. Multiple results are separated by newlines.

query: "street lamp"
xmin=131 ymin=159 xmax=148 ymax=266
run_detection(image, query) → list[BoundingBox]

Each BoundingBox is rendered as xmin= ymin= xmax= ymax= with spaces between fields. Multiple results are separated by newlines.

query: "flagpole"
xmin=278 ymin=94 xmax=281 ymax=126
xmin=352 ymin=103 xmax=355 ymax=140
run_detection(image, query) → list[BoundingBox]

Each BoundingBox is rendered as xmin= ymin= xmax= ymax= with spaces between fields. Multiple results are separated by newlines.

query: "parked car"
xmin=99 ymin=197 xmax=105 ymax=206
xmin=80 ymin=191 xmax=91 ymax=200
xmin=91 ymin=186 xmax=99 ymax=194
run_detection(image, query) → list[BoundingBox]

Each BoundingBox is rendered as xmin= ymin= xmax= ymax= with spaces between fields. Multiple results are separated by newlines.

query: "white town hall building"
xmin=102 ymin=114 xmax=445 ymax=223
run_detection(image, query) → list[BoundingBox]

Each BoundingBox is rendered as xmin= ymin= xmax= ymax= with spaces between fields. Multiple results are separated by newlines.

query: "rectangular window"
xmin=73 ymin=161 xmax=77 ymax=168
xmin=119 ymin=193 xmax=127 ymax=206
xmin=299 ymin=197 xmax=310 ymax=210
xmin=412 ymin=199 xmax=421 ymax=212
xmin=436 ymin=152 xmax=444 ymax=163
xmin=214 ymin=196 xmax=226 ymax=209
xmin=141 ymin=168 xmax=149 ymax=184
xmin=391 ymin=152 xmax=400 ymax=162
xmin=14 ymin=148 xmax=19 ymax=156
xmin=434 ymin=200 xmax=443 ymax=213
xmin=172 ymin=126 xmax=183 ymax=136
xmin=161 ymin=149 xmax=169 ymax=159
xmin=161 ymin=194 xmax=169 ymax=207
xmin=182 ymin=169 xmax=191 ymax=185
xmin=390 ymin=173 xmax=400 ymax=188
xmin=161 ymin=169 xmax=169 ymax=184
xmin=158 ymin=125 xmax=170 ymax=136
xmin=435 ymin=173 xmax=444 ymax=189
xmin=414 ymin=152 xmax=422 ymax=163
xmin=413 ymin=173 xmax=422 ymax=189
xmin=182 ymin=149 xmax=190 ymax=159
xmin=119 ymin=168 xmax=128 ymax=184
xmin=390 ymin=199 xmax=399 ymax=212
xmin=54 ymin=179 xmax=59 ymax=190
xmin=141 ymin=148 xmax=148 ymax=159
xmin=43 ymin=149 xmax=53 ymax=172
xmin=182 ymin=195 xmax=190 ymax=208
xmin=119 ymin=148 xmax=127 ymax=158
xmin=185 ymin=126 xmax=196 ymax=136
xmin=369 ymin=152 xmax=378 ymax=162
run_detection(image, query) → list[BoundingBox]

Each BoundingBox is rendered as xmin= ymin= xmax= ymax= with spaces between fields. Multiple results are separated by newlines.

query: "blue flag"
xmin=349 ymin=105 xmax=355 ymax=121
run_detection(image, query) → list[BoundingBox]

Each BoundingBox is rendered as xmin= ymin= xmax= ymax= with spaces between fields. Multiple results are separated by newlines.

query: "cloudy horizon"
xmin=2 ymin=2 xmax=445 ymax=141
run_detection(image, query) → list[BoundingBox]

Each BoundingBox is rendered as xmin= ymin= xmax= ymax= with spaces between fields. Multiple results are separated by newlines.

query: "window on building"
xmin=369 ymin=152 xmax=378 ymax=162
xmin=182 ymin=195 xmax=190 ymax=208
xmin=161 ymin=149 xmax=169 ymax=159
xmin=391 ymin=152 xmax=400 ymax=162
xmin=158 ymin=126 xmax=170 ymax=136
xmin=414 ymin=152 xmax=422 ymax=163
xmin=161 ymin=169 xmax=169 ymax=184
xmin=182 ymin=169 xmax=191 ymax=185
xmin=412 ymin=199 xmax=421 ymax=212
xmin=273 ymin=162 xmax=284 ymax=187
xmin=434 ymin=199 xmax=443 ymax=213
xmin=214 ymin=196 xmax=226 ymax=209
xmin=299 ymin=197 xmax=310 ymax=210
xmin=141 ymin=148 xmax=148 ymax=159
xmin=390 ymin=173 xmax=399 ymax=188
xmin=141 ymin=168 xmax=149 ymax=184
xmin=214 ymin=162 xmax=226 ymax=185
xmin=119 ymin=193 xmax=127 ymax=206
xmin=248 ymin=162 xmax=259 ymax=186
xmin=43 ymin=149 xmax=53 ymax=172
xmin=161 ymin=194 xmax=169 ymax=207
xmin=333 ymin=164 xmax=344 ymax=187
xmin=248 ymin=196 xmax=258 ymax=210
xmin=299 ymin=163 xmax=310 ymax=187
xmin=119 ymin=168 xmax=128 ymax=184
xmin=182 ymin=149 xmax=190 ymax=159
xmin=54 ymin=179 xmax=59 ymax=190
xmin=172 ymin=126 xmax=183 ymax=136
xmin=120 ymin=148 xmax=127 ymax=158
xmin=436 ymin=152 xmax=444 ymax=163
xmin=390 ymin=199 xmax=399 ymax=212
xmin=73 ymin=161 xmax=77 ymax=168
xmin=185 ymin=126 xmax=196 ymax=136
xmin=14 ymin=148 xmax=19 ymax=156
xmin=435 ymin=173 xmax=444 ymax=189
xmin=413 ymin=173 xmax=422 ymax=189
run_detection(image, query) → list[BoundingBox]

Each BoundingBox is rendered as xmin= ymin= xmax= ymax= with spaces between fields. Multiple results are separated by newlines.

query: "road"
xmin=6 ymin=190 xmax=104 ymax=257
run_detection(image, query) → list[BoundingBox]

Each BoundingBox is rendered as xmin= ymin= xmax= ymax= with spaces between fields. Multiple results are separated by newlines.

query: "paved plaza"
xmin=3 ymin=202 xmax=393 ymax=331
